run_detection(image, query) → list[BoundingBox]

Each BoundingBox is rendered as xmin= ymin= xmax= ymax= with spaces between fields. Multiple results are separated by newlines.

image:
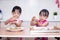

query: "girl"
xmin=5 ymin=6 xmax=23 ymax=40
xmin=30 ymin=9 xmax=49 ymax=27
xmin=5 ymin=6 xmax=23 ymax=27
xmin=30 ymin=9 xmax=49 ymax=40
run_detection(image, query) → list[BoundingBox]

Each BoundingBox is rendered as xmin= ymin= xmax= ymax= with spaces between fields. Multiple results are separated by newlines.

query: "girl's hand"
xmin=32 ymin=16 xmax=36 ymax=21
xmin=30 ymin=16 xmax=38 ymax=26
xmin=15 ymin=20 xmax=23 ymax=27
xmin=5 ymin=16 xmax=17 ymax=25
xmin=37 ymin=21 xmax=43 ymax=26
xmin=37 ymin=21 xmax=42 ymax=26
xmin=9 ymin=21 xmax=16 ymax=24
xmin=9 ymin=16 xmax=18 ymax=22
xmin=32 ymin=16 xmax=38 ymax=23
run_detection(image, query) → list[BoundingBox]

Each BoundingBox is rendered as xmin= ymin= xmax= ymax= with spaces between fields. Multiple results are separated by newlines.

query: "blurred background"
xmin=0 ymin=0 xmax=60 ymax=21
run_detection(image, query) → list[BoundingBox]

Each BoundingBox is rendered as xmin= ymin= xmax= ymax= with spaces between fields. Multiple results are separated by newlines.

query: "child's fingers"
xmin=37 ymin=21 xmax=42 ymax=26
xmin=9 ymin=21 xmax=16 ymax=24
xmin=32 ymin=16 xmax=36 ymax=19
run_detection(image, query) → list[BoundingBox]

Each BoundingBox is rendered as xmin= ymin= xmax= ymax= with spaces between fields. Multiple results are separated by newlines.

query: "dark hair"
xmin=39 ymin=9 xmax=49 ymax=17
xmin=12 ymin=6 xmax=22 ymax=13
xmin=0 ymin=10 xmax=2 ymax=13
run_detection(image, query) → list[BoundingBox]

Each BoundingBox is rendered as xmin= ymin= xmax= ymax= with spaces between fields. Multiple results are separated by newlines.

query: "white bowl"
xmin=6 ymin=27 xmax=24 ymax=32
xmin=33 ymin=26 xmax=48 ymax=30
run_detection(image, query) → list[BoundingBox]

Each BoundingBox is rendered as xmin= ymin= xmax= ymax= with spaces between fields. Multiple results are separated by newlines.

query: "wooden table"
xmin=0 ymin=21 xmax=60 ymax=37
xmin=0 ymin=27 xmax=60 ymax=37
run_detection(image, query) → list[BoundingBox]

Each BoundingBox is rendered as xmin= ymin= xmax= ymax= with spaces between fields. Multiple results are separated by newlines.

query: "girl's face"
xmin=39 ymin=12 xmax=48 ymax=20
xmin=39 ymin=16 xmax=48 ymax=20
xmin=12 ymin=9 xmax=21 ymax=18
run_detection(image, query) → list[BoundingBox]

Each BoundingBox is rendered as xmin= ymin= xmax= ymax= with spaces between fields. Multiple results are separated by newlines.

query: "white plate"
xmin=30 ymin=30 xmax=60 ymax=33
xmin=6 ymin=27 xmax=24 ymax=32
xmin=31 ymin=26 xmax=48 ymax=30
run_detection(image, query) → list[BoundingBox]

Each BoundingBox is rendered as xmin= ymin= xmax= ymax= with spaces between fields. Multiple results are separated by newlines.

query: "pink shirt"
xmin=36 ymin=20 xmax=47 ymax=27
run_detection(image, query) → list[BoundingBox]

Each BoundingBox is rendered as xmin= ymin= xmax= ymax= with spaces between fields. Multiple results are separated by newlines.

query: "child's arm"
xmin=5 ymin=19 xmax=10 ymax=25
xmin=30 ymin=16 xmax=37 ymax=26
xmin=30 ymin=21 xmax=37 ymax=26
xmin=54 ymin=26 xmax=60 ymax=30
xmin=42 ymin=22 xmax=49 ymax=27
xmin=9 ymin=16 xmax=18 ymax=21
xmin=15 ymin=20 xmax=23 ymax=27
xmin=5 ymin=16 xmax=18 ymax=25
xmin=37 ymin=22 xmax=49 ymax=27
xmin=10 ymin=20 xmax=23 ymax=27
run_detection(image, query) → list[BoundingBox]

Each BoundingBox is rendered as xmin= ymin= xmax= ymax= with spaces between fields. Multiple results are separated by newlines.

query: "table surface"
xmin=0 ymin=22 xmax=60 ymax=37
xmin=0 ymin=27 xmax=60 ymax=37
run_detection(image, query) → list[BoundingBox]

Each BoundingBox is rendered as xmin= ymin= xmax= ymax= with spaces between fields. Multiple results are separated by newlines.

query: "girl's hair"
xmin=12 ymin=6 xmax=22 ymax=14
xmin=0 ymin=10 xmax=2 ymax=13
xmin=39 ymin=9 xmax=49 ymax=17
